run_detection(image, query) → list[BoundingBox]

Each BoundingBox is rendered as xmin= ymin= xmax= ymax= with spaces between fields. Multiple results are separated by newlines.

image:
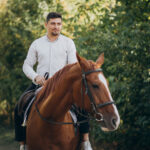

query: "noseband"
xmin=80 ymin=68 xmax=115 ymax=121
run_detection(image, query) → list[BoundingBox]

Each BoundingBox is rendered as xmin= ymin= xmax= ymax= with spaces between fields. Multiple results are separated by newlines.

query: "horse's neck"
xmin=39 ymin=64 xmax=80 ymax=121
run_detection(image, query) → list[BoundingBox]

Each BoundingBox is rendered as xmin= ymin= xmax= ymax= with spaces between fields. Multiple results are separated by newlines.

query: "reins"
xmin=35 ymin=104 xmax=89 ymax=125
xmin=35 ymin=68 xmax=115 ymax=125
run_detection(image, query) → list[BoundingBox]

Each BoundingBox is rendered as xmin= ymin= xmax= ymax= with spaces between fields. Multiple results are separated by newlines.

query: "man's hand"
xmin=34 ymin=75 xmax=46 ymax=86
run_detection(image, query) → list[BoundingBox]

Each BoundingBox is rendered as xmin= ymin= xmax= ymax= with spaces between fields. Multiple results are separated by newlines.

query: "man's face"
xmin=45 ymin=18 xmax=62 ymax=36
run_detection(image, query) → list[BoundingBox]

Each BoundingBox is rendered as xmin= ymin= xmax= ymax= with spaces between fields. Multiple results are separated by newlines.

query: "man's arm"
xmin=22 ymin=41 xmax=38 ymax=83
xmin=67 ymin=39 xmax=78 ymax=64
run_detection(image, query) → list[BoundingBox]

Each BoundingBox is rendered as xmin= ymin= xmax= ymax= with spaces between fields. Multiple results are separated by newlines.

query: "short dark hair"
xmin=46 ymin=12 xmax=62 ymax=22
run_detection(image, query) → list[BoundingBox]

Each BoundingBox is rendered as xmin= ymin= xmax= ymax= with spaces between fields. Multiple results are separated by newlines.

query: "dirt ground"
xmin=0 ymin=144 xmax=18 ymax=150
xmin=0 ymin=127 xmax=18 ymax=150
xmin=0 ymin=127 xmax=111 ymax=150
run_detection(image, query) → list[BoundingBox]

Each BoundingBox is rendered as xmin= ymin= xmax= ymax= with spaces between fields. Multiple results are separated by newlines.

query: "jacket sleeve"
xmin=22 ymin=41 xmax=38 ymax=82
xmin=67 ymin=39 xmax=78 ymax=64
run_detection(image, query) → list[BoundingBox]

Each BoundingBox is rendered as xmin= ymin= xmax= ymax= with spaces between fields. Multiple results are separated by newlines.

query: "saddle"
xmin=17 ymin=89 xmax=37 ymax=117
xmin=17 ymin=86 xmax=43 ymax=127
xmin=17 ymin=87 xmax=78 ymax=129
xmin=18 ymin=73 xmax=50 ymax=118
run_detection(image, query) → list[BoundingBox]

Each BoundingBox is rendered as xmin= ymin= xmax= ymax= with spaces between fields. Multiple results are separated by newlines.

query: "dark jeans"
xmin=14 ymin=83 xmax=89 ymax=142
xmin=77 ymin=111 xmax=90 ymax=134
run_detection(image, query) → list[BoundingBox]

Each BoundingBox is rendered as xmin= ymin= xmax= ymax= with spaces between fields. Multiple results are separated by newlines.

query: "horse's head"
xmin=73 ymin=53 xmax=120 ymax=131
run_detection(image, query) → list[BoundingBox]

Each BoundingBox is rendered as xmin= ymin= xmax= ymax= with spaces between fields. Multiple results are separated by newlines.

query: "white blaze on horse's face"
xmin=98 ymin=73 xmax=120 ymax=131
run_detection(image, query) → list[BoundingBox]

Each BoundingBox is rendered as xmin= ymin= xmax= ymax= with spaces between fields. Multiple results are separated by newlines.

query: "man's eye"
xmin=92 ymin=84 xmax=99 ymax=89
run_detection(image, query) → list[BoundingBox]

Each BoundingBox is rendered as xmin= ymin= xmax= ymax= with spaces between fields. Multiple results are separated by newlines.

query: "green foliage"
xmin=0 ymin=0 xmax=49 ymax=126
xmin=72 ymin=0 xmax=150 ymax=150
xmin=0 ymin=0 xmax=149 ymax=149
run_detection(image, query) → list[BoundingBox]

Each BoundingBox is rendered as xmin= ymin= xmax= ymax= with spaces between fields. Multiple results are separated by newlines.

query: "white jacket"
xmin=23 ymin=34 xmax=77 ymax=82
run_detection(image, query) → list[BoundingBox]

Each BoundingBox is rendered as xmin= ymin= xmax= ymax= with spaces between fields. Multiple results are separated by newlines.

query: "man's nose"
xmin=55 ymin=24 xmax=59 ymax=28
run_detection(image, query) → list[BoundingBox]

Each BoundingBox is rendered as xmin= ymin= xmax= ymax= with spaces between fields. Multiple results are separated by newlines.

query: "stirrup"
xmin=81 ymin=141 xmax=93 ymax=150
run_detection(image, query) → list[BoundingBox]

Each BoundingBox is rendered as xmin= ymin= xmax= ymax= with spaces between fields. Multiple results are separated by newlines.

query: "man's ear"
xmin=76 ymin=53 xmax=89 ymax=71
xmin=96 ymin=53 xmax=104 ymax=68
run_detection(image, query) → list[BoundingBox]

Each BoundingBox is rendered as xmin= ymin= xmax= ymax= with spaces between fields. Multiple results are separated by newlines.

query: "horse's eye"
xmin=92 ymin=84 xmax=99 ymax=89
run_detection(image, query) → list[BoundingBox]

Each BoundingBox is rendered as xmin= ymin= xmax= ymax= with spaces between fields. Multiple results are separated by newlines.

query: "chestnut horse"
xmin=26 ymin=53 xmax=120 ymax=150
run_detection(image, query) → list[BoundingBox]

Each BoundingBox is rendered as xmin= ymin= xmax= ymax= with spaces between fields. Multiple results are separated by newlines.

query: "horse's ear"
xmin=96 ymin=53 xmax=104 ymax=68
xmin=76 ymin=53 xmax=89 ymax=71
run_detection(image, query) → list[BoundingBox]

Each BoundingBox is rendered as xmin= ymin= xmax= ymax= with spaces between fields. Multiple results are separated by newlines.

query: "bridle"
xmin=80 ymin=68 xmax=114 ymax=122
xmin=35 ymin=68 xmax=114 ymax=125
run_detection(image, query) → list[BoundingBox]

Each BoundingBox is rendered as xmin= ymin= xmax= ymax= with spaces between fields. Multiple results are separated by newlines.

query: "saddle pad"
xmin=21 ymin=88 xmax=42 ymax=126
xmin=69 ymin=110 xmax=77 ymax=124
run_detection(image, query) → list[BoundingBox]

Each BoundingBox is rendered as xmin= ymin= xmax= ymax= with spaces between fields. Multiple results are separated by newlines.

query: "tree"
xmin=71 ymin=0 xmax=150 ymax=149
xmin=0 ymin=0 xmax=50 ymax=126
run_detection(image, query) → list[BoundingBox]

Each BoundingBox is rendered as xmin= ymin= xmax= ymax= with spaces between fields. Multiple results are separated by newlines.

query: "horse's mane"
xmin=35 ymin=63 xmax=77 ymax=104
xmin=35 ymin=59 xmax=96 ymax=104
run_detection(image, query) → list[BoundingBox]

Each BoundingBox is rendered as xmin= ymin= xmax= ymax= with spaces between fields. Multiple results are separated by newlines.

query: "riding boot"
xmin=81 ymin=141 xmax=93 ymax=150
xmin=20 ymin=144 xmax=27 ymax=150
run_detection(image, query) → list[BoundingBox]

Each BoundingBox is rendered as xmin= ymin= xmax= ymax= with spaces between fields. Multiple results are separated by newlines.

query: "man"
xmin=14 ymin=12 xmax=92 ymax=150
